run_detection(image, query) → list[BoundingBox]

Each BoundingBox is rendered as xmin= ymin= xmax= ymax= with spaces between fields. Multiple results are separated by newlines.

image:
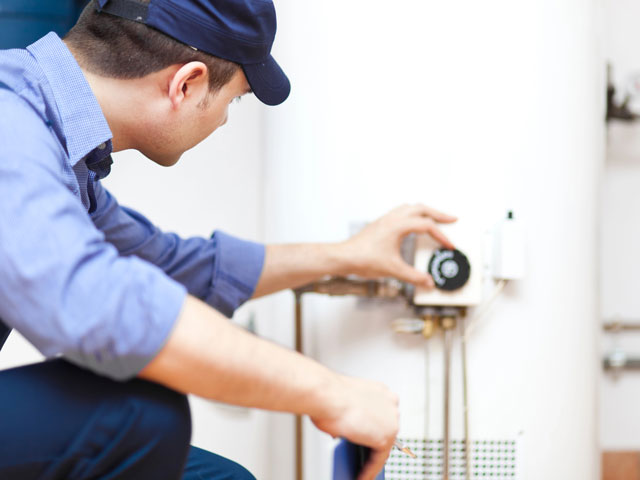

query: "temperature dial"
xmin=428 ymin=248 xmax=471 ymax=291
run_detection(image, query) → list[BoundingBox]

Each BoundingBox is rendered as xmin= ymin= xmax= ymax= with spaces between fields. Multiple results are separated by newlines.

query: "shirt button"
xmin=97 ymin=143 xmax=106 ymax=150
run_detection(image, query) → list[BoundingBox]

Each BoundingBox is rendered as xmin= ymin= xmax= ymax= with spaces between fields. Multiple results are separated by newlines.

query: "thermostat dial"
xmin=428 ymin=248 xmax=471 ymax=291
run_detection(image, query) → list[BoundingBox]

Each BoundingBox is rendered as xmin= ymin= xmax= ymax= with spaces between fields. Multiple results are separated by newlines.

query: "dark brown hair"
xmin=64 ymin=0 xmax=239 ymax=92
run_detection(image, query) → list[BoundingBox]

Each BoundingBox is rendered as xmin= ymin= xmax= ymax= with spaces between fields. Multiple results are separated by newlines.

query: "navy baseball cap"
xmin=95 ymin=0 xmax=290 ymax=106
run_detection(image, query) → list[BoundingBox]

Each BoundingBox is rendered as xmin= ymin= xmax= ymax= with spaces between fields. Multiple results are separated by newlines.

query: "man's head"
xmin=64 ymin=0 xmax=289 ymax=165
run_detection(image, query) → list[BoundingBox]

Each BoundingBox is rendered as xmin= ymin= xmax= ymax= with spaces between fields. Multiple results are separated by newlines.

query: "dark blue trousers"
xmin=0 ymin=359 xmax=256 ymax=480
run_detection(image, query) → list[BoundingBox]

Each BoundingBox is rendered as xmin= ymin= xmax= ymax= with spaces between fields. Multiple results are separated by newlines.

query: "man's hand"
xmin=312 ymin=375 xmax=400 ymax=480
xmin=337 ymin=204 xmax=457 ymax=288
xmin=252 ymin=203 xmax=456 ymax=297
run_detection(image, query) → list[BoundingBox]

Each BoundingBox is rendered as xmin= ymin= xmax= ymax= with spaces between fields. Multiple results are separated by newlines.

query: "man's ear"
xmin=168 ymin=61 xmax=209 ymax=109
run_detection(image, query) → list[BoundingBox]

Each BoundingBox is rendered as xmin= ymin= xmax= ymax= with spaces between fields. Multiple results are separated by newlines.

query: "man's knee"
xmin=92 ymin=383 xmax=192 ymax=479
xmin=0 ymin=360 xmax=193 ymax=480
xmin=222 ymin=461 xmax=256 ymax=480
xmin=184 ymin=446 xmax=257 ymax=480
xmin=127 ymin=383 xmax=192 ymax=453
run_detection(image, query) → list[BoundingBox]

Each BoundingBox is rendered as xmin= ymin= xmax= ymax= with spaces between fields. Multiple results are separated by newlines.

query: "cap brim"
xmin=242 ymin=56 xmax=291 ymax=106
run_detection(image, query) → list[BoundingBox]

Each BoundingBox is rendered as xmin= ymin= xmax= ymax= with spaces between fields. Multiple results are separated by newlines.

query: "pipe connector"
xmin=391 ymin=318 xmax=425 ymax=334
xmin=440 ymin=316 xmax=457 ymax=331
xmin=422 ymin=314 xmax=437 ymax=339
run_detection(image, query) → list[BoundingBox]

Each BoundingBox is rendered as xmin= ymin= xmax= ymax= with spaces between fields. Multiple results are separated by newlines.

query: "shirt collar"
xmin=27 ymin=33 xmax=113 ymax=167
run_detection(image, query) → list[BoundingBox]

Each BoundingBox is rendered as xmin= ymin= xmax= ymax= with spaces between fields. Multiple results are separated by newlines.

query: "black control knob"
xmin=428 ymin=248 xmax=471 ymax=291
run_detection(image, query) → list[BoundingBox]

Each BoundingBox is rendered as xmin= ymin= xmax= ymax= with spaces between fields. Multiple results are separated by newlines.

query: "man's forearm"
xmin=139 ymin=295 xmax=343 ymax=417
xmin=252 ymin=243 xmax=352 ymax=298
xmin=139 ymin=294 xmax=400 ymax=470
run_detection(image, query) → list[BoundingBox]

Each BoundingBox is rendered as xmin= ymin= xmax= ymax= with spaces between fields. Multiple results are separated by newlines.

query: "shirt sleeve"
xmin=0 ymin=97 xmax=187 ymax=380
xmin=91 ymin=175 xmax=265 ymax=318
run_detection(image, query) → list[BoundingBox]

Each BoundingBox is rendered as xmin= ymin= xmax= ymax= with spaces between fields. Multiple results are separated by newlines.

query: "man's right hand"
xmin=140 ymin=295 xmax=399 ymax=480
xmin=312 ymin=375 xmax=399 ymax=480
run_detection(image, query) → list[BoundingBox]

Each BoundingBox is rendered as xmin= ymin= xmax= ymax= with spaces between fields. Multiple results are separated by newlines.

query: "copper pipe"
xmin=603 ymin=357 xmax=640 ymax=370
xmin=294 ymin=292 xmax=303 ymax=480
xmin=603 ymin=322 xmax=640 ymax=332
xmin=460 ymin=317 xmax=471 ymax=480
xmin=295 ymin=277 xmax=404 ymax=299
xmin=443 ymin=326 xmax=452 ymax=480
xmin=441 ymin=315 xmax=457 ymax=480
xmin=291 ymin=277 xmax=404 ymax=480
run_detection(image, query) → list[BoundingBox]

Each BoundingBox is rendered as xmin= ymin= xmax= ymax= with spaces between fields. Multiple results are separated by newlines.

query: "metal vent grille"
xmin=386 ymin=438 xmax=521 ymax=480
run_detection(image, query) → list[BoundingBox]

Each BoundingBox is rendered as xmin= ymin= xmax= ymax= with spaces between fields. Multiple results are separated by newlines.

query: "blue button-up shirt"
xmin=0 ymin=33 xmax=265 ymax=380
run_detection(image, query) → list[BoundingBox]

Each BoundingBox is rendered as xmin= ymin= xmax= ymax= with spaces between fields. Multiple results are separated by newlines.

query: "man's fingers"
xmin=401 ymin=218 xmax=455 ymax=249
xmin=358 ymin=447 xmax=392 ymax=480
xmin=392 ymin=259 xmax=434 ymax=288
xmin=406 ymin=203 xmax=457 ymax=223
xmin=427 ymin=226 xmax=455 ymax=250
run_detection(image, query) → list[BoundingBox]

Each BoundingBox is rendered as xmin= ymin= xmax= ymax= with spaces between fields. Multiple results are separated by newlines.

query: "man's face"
xmin=138 ymin=69 xmax=251 ymax=166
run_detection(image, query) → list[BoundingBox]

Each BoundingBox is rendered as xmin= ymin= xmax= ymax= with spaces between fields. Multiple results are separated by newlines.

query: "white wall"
xmin=599 ymin=0 xmax=640 ymax=451
xmin=264 ymin=0 xmax=604 ymax=479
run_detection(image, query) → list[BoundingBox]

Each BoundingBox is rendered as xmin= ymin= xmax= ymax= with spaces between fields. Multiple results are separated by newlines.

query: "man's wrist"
xmin=325 ymin=241 xmax=360 ymax=277
xmin=307 ymin=368 xmax=349 ymax=420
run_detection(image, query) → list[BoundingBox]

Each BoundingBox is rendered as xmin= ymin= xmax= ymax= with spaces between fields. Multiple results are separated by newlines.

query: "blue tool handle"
xmin=333 ymin=439 xmax=385 ymax=480
xmin=0 ymin=320 xmax=10 ymax=351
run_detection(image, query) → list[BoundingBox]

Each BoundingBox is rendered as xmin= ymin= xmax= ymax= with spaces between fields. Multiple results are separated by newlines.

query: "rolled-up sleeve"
xmin=206 ymin=231 xmax=265 ymax=317
xmin=91 ymin=182 xmax=265 ymax=317
xmin=0 ymin=100 xmax=187 ymax=380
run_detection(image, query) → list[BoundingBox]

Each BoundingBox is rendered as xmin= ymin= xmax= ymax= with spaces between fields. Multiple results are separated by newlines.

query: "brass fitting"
xmin=440 ymin=315 xmax=457 ymax=331
xmin=422 ymin=314 xmax=437 ymax=338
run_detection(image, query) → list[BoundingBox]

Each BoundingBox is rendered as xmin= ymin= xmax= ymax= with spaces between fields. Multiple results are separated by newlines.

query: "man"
xmin=0 ymin=0 xmax=456 ymax=479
